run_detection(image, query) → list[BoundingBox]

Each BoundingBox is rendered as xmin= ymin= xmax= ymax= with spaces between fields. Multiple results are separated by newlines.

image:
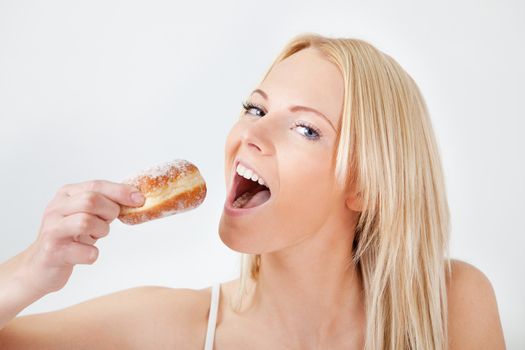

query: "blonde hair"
xmin=232 ymin=33 xmax=451 ymax=350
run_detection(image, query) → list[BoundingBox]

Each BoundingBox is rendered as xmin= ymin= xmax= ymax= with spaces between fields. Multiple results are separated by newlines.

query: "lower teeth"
xmin=232 ymin=192 xmax=253 ymax=208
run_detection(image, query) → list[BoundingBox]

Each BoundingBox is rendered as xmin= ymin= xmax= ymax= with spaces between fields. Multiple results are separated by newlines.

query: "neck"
xmin=245 ymin=212 xmax=365 ymax=347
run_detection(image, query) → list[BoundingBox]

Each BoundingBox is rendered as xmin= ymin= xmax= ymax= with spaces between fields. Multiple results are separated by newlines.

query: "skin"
xmin=0 ymin=47 xmax=506 ymax=349
xmin=218 ymin=47 xmax=365 ymax=348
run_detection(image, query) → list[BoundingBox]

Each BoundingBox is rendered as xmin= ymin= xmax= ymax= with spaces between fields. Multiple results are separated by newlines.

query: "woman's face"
xmin=219 ymin=47 xmax=352 ymax=254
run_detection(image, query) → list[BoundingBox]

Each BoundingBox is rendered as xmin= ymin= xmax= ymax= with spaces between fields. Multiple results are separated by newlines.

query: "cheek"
xmin=224 ymin=124 xmax=240 ymax=153
xmin=277 ymin=151 xmax=334 ymax=209
xmin=265 ymin=164 xmax=334 ymax=247
xmin=223 ymin=125 xmax=241 ymax=177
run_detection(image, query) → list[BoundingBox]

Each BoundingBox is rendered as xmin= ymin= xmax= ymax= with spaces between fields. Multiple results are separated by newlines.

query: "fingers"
xmin=46 ymin=180 xmax=146 ymax=224
xmin=51 ymin=213 xmax=110 ymax=242
xmin=37 ymin=180 xmax=145 ymax=267
xmin=59 ymin=180 xmax=145 ymax=208
xmin=60 ymin=241 xmax=99 ymax=265
xmin=56 ymin=191 xmax=122 ymax=222
xmin=74 ymin=233 xmax=98 ymax=245
xmin=25 ymin=179 xmax=141 ymax=295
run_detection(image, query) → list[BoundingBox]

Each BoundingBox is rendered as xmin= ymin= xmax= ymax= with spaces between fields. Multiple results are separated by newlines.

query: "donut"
xmin=117 ymin=159 xmax=206 ymax=225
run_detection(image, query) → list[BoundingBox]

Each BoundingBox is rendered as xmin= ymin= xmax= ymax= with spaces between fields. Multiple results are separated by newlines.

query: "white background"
xmin=1 ymin=0 xmax=523 ymax=348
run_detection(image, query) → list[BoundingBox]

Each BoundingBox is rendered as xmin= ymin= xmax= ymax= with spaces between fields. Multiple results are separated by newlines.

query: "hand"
xmin=16 ymin=180 xmax=145 ymax=296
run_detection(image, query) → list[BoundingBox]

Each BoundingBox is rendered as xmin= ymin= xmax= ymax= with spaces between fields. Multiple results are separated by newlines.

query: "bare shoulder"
xmin=1 ymin=284 xmax=213 ymax=350
xmin=122 ymin=285 xmax=213 ymax=349
xmin=71 ymin=285 xmax=213 ymax=348
xmin=446 ymin=259 xmax=506 ymax=350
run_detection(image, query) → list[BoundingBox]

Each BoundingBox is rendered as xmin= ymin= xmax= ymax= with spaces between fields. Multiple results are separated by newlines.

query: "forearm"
xmin=0 ymin=250 xmax=46 ymax=330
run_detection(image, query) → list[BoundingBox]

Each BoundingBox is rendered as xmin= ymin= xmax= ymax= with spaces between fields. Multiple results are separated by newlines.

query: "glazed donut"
xmin=118 ymin=159 xmax=206 ymax=225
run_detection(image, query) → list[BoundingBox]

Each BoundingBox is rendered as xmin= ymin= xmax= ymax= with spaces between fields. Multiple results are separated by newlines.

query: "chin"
xmin=218 ymin=214 xmax=275 ymax=254
xmin=218 ymin=216 xmax=255 ymax=254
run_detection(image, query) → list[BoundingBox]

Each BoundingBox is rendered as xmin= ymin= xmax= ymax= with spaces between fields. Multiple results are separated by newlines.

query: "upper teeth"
xmin=236 ymin=163 xmax=267 ymax=187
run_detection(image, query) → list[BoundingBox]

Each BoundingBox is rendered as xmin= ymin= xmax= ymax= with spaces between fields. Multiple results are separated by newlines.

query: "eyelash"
xmin=241 ymin=101 xmax=322 ymax=141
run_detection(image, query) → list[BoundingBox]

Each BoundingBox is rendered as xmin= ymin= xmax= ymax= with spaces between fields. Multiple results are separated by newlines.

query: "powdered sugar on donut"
xmin=117 ymin=159 xmax=207 ymax=225
xmin=121 ymin=159 xmax=193 ymax=188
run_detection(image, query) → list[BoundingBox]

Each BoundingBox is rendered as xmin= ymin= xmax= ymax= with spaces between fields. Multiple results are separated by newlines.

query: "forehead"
xmin=256 ymin=48 xmax=344 ymax=130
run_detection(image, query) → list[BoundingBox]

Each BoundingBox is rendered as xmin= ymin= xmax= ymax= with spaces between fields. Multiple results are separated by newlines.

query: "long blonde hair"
xmin=232 ymin=33 xmax=451 ymax=350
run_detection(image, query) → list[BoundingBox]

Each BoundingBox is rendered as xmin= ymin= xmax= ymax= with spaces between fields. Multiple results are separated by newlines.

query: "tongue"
xmin=243 ymin=189 xmax=270 ymax=208
xmin=234 ymin=189 xmax=270 ymax=209
xmin=243 ymin=189 xmax=271 ymax=208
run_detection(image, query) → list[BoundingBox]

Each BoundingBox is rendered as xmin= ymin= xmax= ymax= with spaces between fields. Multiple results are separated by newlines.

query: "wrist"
xmin=1 ymin=248 xmax=47 ymax=305
xmin=11 ymin=265 xmax=48 ymax=303
xmin=9 ymin=248 xmax=49 ymax=301
xmin=0 ymin=252 xmax=44 ymax=329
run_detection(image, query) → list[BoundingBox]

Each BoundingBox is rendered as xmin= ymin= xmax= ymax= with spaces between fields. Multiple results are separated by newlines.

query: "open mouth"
xmin=230 ymin=172 xmax=272 ymax=209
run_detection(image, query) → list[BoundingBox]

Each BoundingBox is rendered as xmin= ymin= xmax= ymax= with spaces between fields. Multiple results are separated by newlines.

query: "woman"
xmin=0 ymin=33 xmax=505 ymax=349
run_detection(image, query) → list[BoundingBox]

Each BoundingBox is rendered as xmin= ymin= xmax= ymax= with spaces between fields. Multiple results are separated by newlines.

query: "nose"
xmin=239 ymin=119 xmax=273 ymax=156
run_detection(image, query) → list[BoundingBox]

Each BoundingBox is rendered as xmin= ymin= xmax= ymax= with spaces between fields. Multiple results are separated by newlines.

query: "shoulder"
xmin=446 ymin=259 xmax=506 ymax=350
xmin=97 ymin=284 xmax=214 ymax=349
xmin=1 ymin=285 xmax=214 ymax=350
xmin=140 ymin=285 xmax=214 ymax=348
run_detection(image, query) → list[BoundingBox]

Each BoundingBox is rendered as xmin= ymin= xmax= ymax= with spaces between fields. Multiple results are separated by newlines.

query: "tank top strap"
xmin=204 ymin=283 xmax=220 ymax=350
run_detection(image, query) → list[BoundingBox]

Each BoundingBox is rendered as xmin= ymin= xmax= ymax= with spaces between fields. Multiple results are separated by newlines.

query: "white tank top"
xmin=204 ymin=283 xmax=220 ymax=350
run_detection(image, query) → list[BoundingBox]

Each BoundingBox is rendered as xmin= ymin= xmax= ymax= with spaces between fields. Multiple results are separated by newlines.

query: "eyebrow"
xmin=251 ymin=89 xmax=336 ymax=132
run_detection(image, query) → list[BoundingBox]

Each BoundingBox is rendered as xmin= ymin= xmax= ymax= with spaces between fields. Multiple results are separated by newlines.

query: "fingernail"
xmin=131 ymin=192 xmax=145 ymax=205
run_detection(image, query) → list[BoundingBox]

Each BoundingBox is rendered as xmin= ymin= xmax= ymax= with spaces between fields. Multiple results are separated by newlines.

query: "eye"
xmin=242 ymin=101 xmax=266 ymax=117
xmin=240 ymin=101 xmax=322 ymax=141
xmin=293 ymin=121 xmax=321 ymax=141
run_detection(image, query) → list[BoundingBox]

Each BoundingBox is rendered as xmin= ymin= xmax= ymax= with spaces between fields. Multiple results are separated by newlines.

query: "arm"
xmin=0 ymin=179 xmax=148 ymax=347
xmin=0 ymin=180 xmax=145 ymax=331
xmin=0 ymin=285 xmax=209 ymax=350
xmin=447 ymin=259 xmax=506 ymax=350
xmin=0 ymin=249 xmax=47 ymax=330
xmin=0 ymin=179 xmax=207 ymax=348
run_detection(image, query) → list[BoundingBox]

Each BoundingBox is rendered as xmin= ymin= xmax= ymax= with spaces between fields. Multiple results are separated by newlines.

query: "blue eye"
xmin=293 ymin=121 xmax=321 ymax=141
xmin=241 ymin=101 xmax=322 ymax=142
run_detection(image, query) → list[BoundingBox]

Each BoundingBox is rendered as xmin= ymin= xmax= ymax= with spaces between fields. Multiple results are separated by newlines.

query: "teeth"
xmin=235 ymin=164 xmax=247 ymax=177
xmin=232 ymin=191 xmax=252 ymax=208
xmin=236 ymin=163 xmax=267 ymax=188
xmin=243 ymin=169 xmax=253 ymax=179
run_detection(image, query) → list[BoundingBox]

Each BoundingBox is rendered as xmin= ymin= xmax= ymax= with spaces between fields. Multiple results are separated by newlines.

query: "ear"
xmin=345 ymin=190 xmax=364 ymax=213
